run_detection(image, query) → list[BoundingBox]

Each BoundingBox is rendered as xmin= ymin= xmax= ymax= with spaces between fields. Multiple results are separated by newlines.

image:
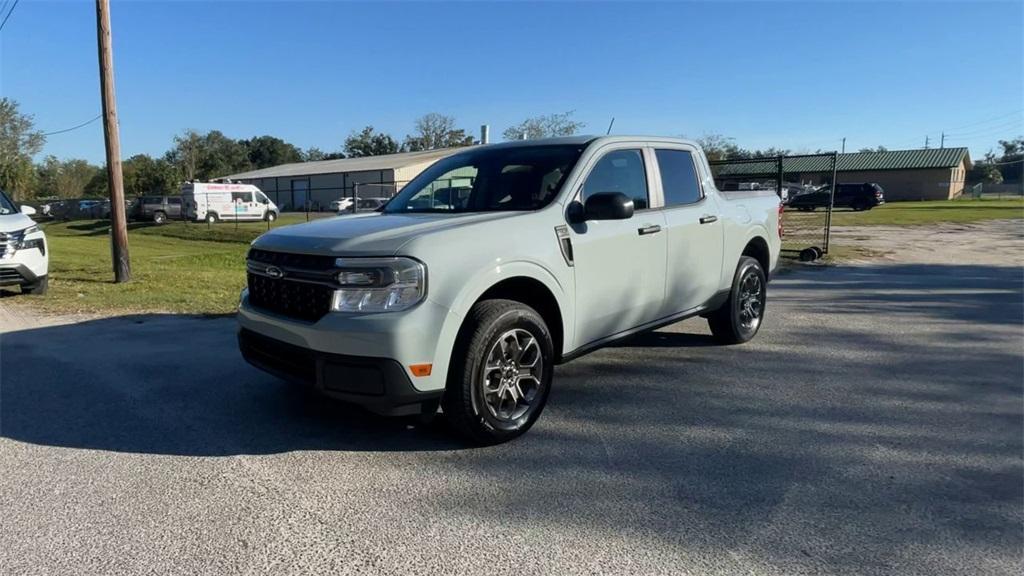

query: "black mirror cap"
xmin=583 ymin=192 xmax=634 ymax=221
xmin=566 ymin=200 xmax=586 ymax=224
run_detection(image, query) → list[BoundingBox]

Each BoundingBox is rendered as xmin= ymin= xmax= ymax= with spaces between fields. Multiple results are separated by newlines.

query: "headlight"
xmin=2 ymin=225 xmax=44 ymax=257
xmin=330 ymin=257 xmax=425 ymax=313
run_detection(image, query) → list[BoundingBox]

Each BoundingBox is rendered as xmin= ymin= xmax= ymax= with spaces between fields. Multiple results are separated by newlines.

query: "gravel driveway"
xmin=1 ymin=223 xmax=1021 ymax=575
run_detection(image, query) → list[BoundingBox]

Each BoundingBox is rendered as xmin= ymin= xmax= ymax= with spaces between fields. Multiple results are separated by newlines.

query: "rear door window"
xmin=582 ymin=149 xmax=649 ymax=210
xmin=655 ymin=149 xmax=703 ymax=207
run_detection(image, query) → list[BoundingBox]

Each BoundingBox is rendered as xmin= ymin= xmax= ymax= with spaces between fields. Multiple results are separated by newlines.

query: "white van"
xmin=181 ymin=182 xmax=279 ymax=224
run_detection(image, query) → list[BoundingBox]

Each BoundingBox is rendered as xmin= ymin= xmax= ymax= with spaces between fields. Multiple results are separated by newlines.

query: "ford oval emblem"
xmin=265 ymin=266 xmax=284 ymax=279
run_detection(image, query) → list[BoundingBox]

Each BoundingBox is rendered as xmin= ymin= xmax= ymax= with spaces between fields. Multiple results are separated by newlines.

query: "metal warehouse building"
xmin=714 ymin=147 xmax=972 ymax=201
xmin=224 ymin=147 xmax=461 ymax=211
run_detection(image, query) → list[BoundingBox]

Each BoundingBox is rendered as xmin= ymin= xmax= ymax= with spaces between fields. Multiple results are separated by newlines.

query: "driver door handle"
xmin=699 ymin=215 xmax=718 ymax=224
xmin=638 ymin=224 xmax=662 ymax=236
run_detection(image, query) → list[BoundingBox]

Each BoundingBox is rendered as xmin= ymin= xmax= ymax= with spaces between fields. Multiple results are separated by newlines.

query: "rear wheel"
xmin=443 ymin=299 xmax=554 ymax=445
xmin=205 ymin=212 xmax=218 ymax=224
xmin=708 ymin=256 xmax=767 ymax=344
xmin=23 ymin=275 xmax=48 ymax=295
xmin=153 ymin=211 xmax=167 ymax=225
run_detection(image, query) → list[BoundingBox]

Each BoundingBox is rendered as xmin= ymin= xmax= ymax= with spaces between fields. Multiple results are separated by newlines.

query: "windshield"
xmin=384 ymin=144 xmax=585 ymax=214
xmin=0 ymin=190 xmax=17 ymax=215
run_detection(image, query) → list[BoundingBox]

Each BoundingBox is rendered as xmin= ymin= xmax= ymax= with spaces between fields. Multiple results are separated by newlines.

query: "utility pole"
xmin=940 ymin=132 xmax=945 ymax=149
xmin=96 ymin=0 xmax=131 ymax=282
xmin=841 ymin=137 xmax=846 ymax=153
xmin=924 ymin=135 xmax=930 ymax=149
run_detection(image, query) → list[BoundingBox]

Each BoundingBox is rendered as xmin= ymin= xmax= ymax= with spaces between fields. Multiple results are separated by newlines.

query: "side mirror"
xmin=20 ymin=205 xmax=36 ymax=216
xmin=577 ymin=191 xmax=634 ymax=222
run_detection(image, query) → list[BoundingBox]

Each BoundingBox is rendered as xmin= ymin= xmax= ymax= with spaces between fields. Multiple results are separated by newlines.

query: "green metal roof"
xmin=712 ymin=147 xmax=970 ymax=177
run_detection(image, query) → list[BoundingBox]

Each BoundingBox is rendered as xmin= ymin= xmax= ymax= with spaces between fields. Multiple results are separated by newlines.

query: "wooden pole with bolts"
xmin=96 ymin=0 xmax=131 ymax=282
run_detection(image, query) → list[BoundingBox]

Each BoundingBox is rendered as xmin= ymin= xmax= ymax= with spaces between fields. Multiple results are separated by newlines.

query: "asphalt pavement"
xmin=1 ymin=261 xmax=1021 ymax=575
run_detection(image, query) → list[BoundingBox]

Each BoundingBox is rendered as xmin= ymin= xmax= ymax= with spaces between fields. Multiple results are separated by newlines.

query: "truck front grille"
xmin=247 ymin=248 xmax=336 ymax=270
xmin=246 ymin=272 xmax=334 ymax=322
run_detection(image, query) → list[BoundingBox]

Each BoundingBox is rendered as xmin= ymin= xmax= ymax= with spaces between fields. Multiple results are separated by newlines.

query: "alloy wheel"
xmin=738 ymin=271 xmax=763 ymax=330
xmin=480 ymin=328 xmax=545 ymax=426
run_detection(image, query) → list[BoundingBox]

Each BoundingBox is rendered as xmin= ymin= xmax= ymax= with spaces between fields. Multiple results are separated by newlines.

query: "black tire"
xmin=798 ymin=206 xmax=814 ymax=212
xmin=265 ymin=211 xmax=277 ymax=223
xmin=708 ymin=256 xmax=767 ymax=344
xmin=443 ymin=299 xmax=554 ymax=445
xmin=205 ymin=212 xmax=218 ymax=224
xmin=153 ymin=211 xmax=167 ymax=225
xmin=23 ymin=275 xmax=48 ymax=295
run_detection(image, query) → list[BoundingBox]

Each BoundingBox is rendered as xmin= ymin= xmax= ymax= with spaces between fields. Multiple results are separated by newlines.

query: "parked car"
xmin=237 ymin=136 xmax=782 ymax=444
xmin=787 ymin=182 xmax=885 ymax=211
xmin=330 ymin=197 xmax=391 ymax=214
xmin=130 ymin=195 xmax=183 ymax=224
xmin=181 ymin=182 xmax=278 ymax=223
xmin=330 ymin=198 xmax=354 ymax=213
xmin=0 ymin=189 xmax=48 ymax=295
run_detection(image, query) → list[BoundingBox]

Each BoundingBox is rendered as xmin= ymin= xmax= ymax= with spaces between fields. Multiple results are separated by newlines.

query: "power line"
xmin=944 ymin=120 xmax=1023 ymax=139
xmin=42 ymin=113 xmax=102 ymax=136
xmin=944 ymin=110 xmax=1023 ymax=132
xmin=0 ymin=0 xmax=19 ymax=33
xmin=980 ymin=157 xmax=1024 ymax=166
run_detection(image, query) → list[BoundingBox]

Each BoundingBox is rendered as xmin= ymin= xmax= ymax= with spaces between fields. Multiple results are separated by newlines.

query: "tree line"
xmin=0 ymin=99 xmax=586 ymax=200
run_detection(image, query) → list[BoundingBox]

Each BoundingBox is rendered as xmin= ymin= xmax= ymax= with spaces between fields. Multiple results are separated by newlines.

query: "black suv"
xmin=787 ymin=183 xmax=885 ymax=212
xmin=131 ymin=195 xmax=183 ymax=224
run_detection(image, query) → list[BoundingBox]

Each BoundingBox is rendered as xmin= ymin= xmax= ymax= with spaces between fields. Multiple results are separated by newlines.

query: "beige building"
xmin=715 ymin=147 xmax=972 ymax=201
xmin=224 ymin=148 xmax=461 ymax=211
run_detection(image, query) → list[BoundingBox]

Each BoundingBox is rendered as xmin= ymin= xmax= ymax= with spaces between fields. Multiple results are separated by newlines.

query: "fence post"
xmin=823 ymin=152 xmax=838 ymax=255
xmin=776 ymin=156 xmax=784 ymax=200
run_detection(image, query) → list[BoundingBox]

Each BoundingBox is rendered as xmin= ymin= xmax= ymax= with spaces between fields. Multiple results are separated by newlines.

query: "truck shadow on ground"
xmin=0 ymin=313 xmax=466 ymax=454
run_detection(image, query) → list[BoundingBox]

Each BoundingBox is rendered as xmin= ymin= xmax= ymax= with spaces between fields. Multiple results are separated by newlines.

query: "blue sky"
xmin=1 ymin=0 xmax=1021 ymax=164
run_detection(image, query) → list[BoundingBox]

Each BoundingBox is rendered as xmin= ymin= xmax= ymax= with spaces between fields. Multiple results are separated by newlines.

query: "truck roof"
xmin=480 ymin=135 xmax=701 ymax=150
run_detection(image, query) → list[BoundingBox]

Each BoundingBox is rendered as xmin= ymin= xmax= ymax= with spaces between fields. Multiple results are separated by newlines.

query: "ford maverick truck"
xmin=238 ymin=136 xmax=781 ymax=444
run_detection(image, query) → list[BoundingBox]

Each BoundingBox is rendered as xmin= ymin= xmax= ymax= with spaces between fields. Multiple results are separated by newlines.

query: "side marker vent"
xmin=554 ymin=225 xmax=574 ymax=267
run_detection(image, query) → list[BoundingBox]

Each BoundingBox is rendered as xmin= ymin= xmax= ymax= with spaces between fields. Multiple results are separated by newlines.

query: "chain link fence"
xmin=710 ymin=153 xmax=839 ymax=260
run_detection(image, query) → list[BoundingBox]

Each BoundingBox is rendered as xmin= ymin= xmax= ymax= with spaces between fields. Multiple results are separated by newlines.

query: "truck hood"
xmin=0 ymin=213 xmax=38 ymax=234
xmin=251 ymin=211 xmax=522 ymax=256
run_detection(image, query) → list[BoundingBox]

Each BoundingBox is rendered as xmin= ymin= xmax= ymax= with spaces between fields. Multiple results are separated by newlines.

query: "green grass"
xmin=12 ymin=220 xmax=256 ymax=315
xmin=11 ymin=198 xmax=1023 ymax=315
xmin=789 ymin=198 xmax=1024 ymax=227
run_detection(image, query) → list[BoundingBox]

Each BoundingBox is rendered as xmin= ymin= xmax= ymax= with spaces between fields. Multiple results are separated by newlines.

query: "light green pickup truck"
xmin=238 ymin=136 xmax=781 ymax=444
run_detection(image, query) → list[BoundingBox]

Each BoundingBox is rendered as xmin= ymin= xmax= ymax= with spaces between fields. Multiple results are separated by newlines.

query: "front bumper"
xmin=239 ymin=328 xmax=441 ymax=416
xmin=0 ymin=243 xmax=48 ymax=287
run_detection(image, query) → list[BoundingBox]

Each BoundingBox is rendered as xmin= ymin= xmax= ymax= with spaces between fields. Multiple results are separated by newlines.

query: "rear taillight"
xmin=778 ymin=203 xmax=784 ymax=238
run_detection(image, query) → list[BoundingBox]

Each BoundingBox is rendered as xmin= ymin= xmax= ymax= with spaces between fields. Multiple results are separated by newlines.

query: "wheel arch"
xmin=443 ymin=262 xmax=573 ymax=363
xmin=742 ymin=235 xmax=771 ymax=274
xmin=472 ymin=276 xmax=566 ymax=362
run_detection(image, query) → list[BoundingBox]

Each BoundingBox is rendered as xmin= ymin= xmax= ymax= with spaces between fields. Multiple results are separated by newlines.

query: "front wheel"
xmin=443 ymin=299 xmax=554 ymax=445
xmin=265 ymin=211 xmax=277 ymax=223
xmin=153 ymin=211 xmax=167 ymax=225
xmin=205 ymin=212 xmax=218 ymax=224
xmin=708 ymin=256 xmax=767 ymax=344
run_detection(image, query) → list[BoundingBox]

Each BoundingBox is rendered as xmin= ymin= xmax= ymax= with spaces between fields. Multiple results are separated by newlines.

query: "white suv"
xmin=238 ymin=137 xmax=780 ymax=444
xmin=0 ymin=190 xmax=48 ymax=295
